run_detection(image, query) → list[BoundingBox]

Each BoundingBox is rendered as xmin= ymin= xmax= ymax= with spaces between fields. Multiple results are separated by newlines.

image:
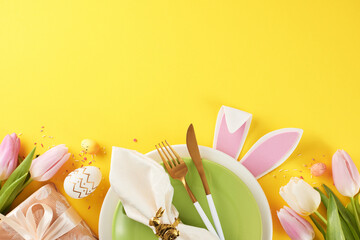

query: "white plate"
xmin=99 ymin=145 xmax=273 ymax=239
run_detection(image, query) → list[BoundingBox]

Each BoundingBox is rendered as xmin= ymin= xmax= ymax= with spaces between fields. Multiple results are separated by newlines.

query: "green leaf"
xmin=355 ymin=195 xmax=360 ymax=218
xmin=310 ymin=214 xmax=326 ymax=239
xmin=0 ymin=147 xmax=35 ymax=196
xmin=348 ymin=201 xmax=355 ymax=213
xmin=315 ymin=187 xmax=329 ymax=209
xmin=0 ymin=173 xmax=28 ymax=213
xmin=2 ymin=177 xmax=33 ymax=214
xmin=346 ymin=202 xmax=360 ymax=240
xmin=327 ymin=194 xmax=346 ymax=240
xmin=340 ymin=214 xmax=357 ymax=240
xmin=323 ymin=184 xmax=360 ymax=237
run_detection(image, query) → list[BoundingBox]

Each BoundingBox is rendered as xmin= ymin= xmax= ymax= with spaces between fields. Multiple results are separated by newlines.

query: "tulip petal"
xmin=0 ymin=134 xmax=20 ymax=180
xmin=5 ymin=157 xmax=17 ymax=177
xmin=35 ymin=152 xmax=70 ymax=181
xmin=342 ymin=150 xmax=360 ymax=193
xmin=291 ymin=181 xmax=321 ymax=215
xmin=284 ymin=206 xmax=314 ymax=232
xmin=332 ymin=150 xmax=360 ymax=197
xmin=11 ymin=133 xmax=21 ymax=157
xmin=280 ymin=185 xmax=303 ymax=215
xmin=0 ymin=135 xmax=13 ymax=166
xmin=30 ymin=144 xmax=68 ymax=178
xmin=280 ymin=177 xmax=321 ymax=216
xmin=277 ymin=206 xmax=314 ymax=240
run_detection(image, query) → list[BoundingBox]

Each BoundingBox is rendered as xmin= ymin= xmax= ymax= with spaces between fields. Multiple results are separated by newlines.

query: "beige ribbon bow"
xmin=0 ymin=203 xmax=82 ymax=240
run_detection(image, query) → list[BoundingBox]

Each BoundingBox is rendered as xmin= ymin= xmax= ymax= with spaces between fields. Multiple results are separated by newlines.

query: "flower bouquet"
xmin=278 ymin=150 xmax=360 ymax=240
xmin=0 ymin=133 xmax=70 ymax=214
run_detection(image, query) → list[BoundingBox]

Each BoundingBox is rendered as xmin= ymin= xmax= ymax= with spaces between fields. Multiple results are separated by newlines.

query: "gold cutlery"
xmin=156 ymin=140 xmax=218 ymax=237
xmin=186 ymin=124 xmax=225 ymax=240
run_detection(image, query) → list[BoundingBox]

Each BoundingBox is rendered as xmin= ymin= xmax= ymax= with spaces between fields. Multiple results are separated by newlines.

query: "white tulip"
xmin=280 ymin=177 xmax=321 ymax=216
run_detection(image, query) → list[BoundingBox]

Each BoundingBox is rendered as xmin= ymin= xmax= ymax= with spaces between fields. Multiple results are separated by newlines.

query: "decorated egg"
xmin=81 ymin=139 xmax=100 ymax=154
xmin=64 ymin=166 xmax=102 ymax=199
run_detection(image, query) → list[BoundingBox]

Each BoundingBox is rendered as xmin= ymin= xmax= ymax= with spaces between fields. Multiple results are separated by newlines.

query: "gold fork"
xmin=156 ymin=141 xmax=218 ymax=237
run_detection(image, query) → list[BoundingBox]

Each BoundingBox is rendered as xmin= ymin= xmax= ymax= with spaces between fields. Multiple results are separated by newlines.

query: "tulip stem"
xmin=314 ymin=211 xmax=327 ymax=225
xmin=351 ymin=197 xmax=360 ymax=229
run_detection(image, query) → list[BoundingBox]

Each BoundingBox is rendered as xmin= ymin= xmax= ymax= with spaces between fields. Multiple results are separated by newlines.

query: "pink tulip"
xmin=0 ymin=133 xmax=20 ymax=181
xmin=30 ymin=144 xmax=70 ymax=181
xmin=332 ymin=150 xmax=360 ymax=197
xmin=277 ymin=206 xmax=315 ymax=240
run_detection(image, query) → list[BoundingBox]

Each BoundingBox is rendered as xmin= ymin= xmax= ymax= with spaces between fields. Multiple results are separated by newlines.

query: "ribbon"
xmin=0 ymin=203 xmax=82 ymax=240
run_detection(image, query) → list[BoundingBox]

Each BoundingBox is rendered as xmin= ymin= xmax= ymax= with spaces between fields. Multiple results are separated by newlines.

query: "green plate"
xmin=112 ymin=158 xmax=262 ymax=239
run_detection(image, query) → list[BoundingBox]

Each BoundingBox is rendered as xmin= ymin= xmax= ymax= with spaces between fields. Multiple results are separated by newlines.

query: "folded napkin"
xmin=110 ymin=147 xmax=219 ymax=240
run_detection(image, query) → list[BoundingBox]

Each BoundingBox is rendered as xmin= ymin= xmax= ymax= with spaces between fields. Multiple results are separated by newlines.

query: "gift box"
xmin=0 ymin=183 xmax=98 ymax=240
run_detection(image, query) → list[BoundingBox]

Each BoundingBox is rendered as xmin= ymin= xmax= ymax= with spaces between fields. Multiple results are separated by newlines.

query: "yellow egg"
xmin=81 ymin=139 xmax=100 ymax=154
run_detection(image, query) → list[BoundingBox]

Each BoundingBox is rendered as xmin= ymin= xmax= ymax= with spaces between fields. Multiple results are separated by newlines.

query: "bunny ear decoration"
xmin=240 ymin=128 xmax=303 ymax=179
xmin=213 ymin=106 xmax=252 ymax=160
xmin=213 ymin=106 xmax=303 ymax=179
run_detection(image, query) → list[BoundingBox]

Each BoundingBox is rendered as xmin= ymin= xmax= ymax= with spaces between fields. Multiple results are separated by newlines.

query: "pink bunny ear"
xmin=240 ymin=128 xmax=303 ymax=179
xmin=213 ymin=106 xmax=252 ymax=159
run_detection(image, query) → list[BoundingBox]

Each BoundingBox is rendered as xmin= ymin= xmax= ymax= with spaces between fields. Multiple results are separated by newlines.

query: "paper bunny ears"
xmin=213 ymin=106 xmax=303 ymax=179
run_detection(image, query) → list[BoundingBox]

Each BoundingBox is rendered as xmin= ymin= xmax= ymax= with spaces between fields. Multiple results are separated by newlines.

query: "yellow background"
xmin=0 ymin=0 xmax=359 ymax=239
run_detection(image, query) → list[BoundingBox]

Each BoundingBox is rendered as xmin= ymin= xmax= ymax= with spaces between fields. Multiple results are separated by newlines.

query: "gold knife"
xmin=186 ymin=124 xmax=225 ymax=240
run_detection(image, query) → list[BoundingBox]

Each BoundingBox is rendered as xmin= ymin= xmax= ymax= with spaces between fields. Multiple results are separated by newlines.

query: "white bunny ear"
xmin=239 ymin=128 xmax=303 ymax=179
xmin=213 ymin=106 xmax=252 ymax=159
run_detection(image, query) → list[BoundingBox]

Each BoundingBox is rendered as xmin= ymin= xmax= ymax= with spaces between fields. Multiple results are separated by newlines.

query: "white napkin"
xmin=109 ymin=147 xmax=219 ymax=240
